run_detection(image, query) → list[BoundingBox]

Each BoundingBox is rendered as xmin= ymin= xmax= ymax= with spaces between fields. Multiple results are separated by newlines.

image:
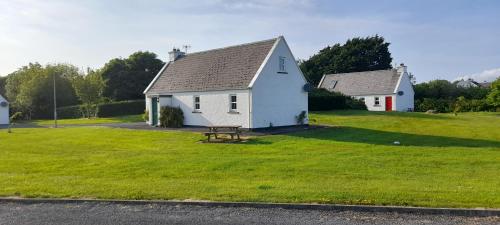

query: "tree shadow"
xmin=311 ymin=110 xmax=452 ymax=120
xmin=287 ymin=127 xmax=500 ymax=148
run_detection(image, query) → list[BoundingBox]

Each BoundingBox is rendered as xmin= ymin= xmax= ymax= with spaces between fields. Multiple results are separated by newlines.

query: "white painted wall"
xmin=250 ymin=37 xmax=308 ymax=128
xmin=148 ymin=90 xmax=251 ymax=128
xmin=394 ymin=72 xmax=415 ymax=111
xmin=354 ymin=95 xmax=390 ymax=111
xmin=0 ymin=95 xmax=9 ymax=125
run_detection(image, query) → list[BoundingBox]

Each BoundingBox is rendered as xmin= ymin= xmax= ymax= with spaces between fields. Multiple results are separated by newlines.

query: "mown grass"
xmin=0 ymin=111 xmax=498 ymax=208
xmin=26 ymin=114 xmax=143 ymax=126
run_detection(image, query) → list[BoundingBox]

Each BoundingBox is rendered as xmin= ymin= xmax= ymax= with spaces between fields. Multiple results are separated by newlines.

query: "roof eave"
xmin=247 ymin=37 xmax=281 ymax=88
xmin=143 ymin=62 xmax=170 ymax=94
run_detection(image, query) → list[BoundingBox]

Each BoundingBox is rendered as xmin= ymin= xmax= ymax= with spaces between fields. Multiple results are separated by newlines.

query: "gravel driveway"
xmin=0 ymin=202 xmax=498 ymax=225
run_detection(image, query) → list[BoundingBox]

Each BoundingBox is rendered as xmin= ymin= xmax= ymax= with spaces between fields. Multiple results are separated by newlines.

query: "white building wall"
xmin=149 ymin=90 xmax=251 ymax=128
xmin=354 ymin=95 xmax=391 ymax=111
xmin=145 ymin=96 xmax=152 ymax=125
xmin=250 ymin=37 xmax=308 ymax=128
xmin=394 ymin=73 xmax=415 ymax=111
xmin=0 ymin=95 xmax=9 ymax=125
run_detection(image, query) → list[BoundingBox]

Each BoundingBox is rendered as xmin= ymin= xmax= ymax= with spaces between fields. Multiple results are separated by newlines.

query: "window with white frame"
xmin=278 ymin=56 xmax=286 ymax=72
xmin=229 ymin=94 xmax=237 ymax=112
xmin=374 ymin=97 xmax=380 ymax=106
xmin=360 ymin=97 xmax=365 ymax=102
xmin=193 ymin=95 xmax=200 ymax=111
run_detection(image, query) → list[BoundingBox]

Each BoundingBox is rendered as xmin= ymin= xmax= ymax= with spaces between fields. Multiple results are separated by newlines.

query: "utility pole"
xmin=53 ymin=73 xmax=58 ymax=128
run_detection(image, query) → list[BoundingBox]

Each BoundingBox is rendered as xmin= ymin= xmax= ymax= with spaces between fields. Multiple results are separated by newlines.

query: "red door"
xmin=385 ymin=96 xmax=392 ymax=111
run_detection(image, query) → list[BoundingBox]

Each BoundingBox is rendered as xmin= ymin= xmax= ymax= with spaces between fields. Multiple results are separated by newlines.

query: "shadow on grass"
xmin=1 ymin=122 xmax=46 ymax=129
xmin=288 ymin=127 xmax=500 ymax=148
xmin=311 ymin=110 xmax=452 ymax=120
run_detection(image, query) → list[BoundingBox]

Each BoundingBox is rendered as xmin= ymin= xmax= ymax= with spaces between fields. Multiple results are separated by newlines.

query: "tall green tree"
xmin=5 ymin=63 xmax=80 ymax=119
xmin=101 ymin=51 xmax=165 ymax=101
xmin=72 ymin=69 xmax=106 ymax=118
xmin=300 ymin=35 xmax=393 ymax=85
xmin=0 ymin=76 xmax=6 ymax=97
xmin=487 ymin=77 xmax=500 ymax=108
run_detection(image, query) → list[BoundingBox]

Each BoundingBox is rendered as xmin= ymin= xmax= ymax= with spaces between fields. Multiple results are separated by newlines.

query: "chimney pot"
xmin=169 ymin=48 xmax=185 ymax=62
xmin=397 ymin=63 xmax=407 ymax=73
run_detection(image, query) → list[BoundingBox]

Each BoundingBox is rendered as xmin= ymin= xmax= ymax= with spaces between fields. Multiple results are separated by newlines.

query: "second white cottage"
xmin=143 ymin=36 xmax=309 ymax=129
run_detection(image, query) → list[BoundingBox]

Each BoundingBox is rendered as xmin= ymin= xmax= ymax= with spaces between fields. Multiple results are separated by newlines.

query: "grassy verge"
xmin=24 ymin=114 xmax=144 ymax=126
xmin=0 ymin=111 xmax=499 ymax=208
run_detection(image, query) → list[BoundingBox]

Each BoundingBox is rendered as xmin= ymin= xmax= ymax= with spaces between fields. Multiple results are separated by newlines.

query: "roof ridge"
xmin=324 ymin=68 xmax=395 ymax=76
xmin=183 ymin=37 xmax=279 ymax=57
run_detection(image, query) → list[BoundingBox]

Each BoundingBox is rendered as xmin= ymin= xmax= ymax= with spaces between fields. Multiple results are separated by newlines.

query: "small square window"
xmin=279 ymin=56 xmax=286 ymax=72
xmin=229 ymin=94 xmax=237 ymax=111
xmin=374 ymin=97 xmax=380 ymax=106
xmin=193 ymin=96 xmax=200 ymax=111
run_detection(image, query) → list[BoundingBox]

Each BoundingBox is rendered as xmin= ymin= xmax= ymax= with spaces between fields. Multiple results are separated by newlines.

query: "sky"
xmin=1 ymin=0 xmax=499 ymax=83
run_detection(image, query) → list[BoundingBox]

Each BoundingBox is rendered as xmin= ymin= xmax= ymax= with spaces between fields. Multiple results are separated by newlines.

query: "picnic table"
xmin=204 ymin=125 xmax=241 ymax=142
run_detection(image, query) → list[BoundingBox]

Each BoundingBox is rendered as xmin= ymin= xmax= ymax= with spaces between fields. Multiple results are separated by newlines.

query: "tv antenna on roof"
xmin=182 ymin=45 xmax=191 ymax=53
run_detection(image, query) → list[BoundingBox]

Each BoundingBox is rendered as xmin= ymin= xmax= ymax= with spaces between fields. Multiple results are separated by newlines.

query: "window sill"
xmin=192 ymin=111 xmax=202 ymax=113
xmin=277 ymin=71 xmax=288 ymax=74
xmin=373 ymin=105 xmax=381 ymax=107
xmin=228 ymin=111 xmax=240 ymax=114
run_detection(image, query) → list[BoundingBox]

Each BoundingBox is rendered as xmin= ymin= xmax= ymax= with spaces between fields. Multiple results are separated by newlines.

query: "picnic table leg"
xmin=207 ymin=134 xmax=211 ymax=142
xmin=230 ymin=134 xmax=234 ymax=140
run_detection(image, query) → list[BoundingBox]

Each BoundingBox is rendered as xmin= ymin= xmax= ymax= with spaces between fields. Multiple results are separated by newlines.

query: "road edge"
xmin=0 ymin=198 xmax=498 ymax=217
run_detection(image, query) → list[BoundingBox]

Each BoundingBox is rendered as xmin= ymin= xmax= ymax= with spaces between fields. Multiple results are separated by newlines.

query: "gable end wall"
xmin=250 ymin=38 xmax=308 ymax=128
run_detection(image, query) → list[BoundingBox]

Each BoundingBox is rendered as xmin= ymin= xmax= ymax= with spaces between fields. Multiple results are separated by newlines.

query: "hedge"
xmin=57 ymin=105 xmax=83 ymax=119
xmin=308 ymin=88 xmax=366 ymax=111
xmin=55 ymin=100 xmax=145 ymax=119
xmin=96 ymin=100 xmax=145 ymax=117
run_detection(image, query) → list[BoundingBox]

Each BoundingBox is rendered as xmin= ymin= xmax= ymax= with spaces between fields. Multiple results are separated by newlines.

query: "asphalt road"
xmin=0 ymin=202 xmax=498 ymax=225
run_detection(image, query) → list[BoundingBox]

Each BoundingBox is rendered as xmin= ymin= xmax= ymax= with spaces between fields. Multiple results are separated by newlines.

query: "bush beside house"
xmin=308 ymin=88 xmax=367 ymax=111
xmin=159 ymin=106 xmax=184 ymax=128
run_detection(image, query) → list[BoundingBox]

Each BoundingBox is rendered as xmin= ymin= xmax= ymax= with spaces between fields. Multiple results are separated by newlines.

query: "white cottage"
xmin=318 ymin=64 xmax=414 ymax=112
xmin=143 ymin=36 xmax=309 ymax=129
xmin=0 ymin=94 xmax=9 ymax=125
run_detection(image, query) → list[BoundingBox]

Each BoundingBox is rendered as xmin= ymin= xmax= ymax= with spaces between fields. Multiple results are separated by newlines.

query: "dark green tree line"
xmin=300 ymin=35 xmax=393 ymax=85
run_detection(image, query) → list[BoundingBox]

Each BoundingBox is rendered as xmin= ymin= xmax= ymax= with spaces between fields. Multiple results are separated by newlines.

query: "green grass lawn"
xmin=0 ymin=111 xmax=499 ymax=208
xmin=25 ymin=114 xmax=143 ymax=126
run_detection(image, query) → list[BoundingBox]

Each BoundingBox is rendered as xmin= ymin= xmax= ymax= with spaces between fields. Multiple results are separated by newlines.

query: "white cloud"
xmin=455 ymin=68 xmax=500 ymax=82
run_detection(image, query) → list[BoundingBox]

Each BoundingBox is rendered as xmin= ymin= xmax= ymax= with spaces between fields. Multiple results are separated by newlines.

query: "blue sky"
xmin=1 ymin=0 xmax=499 ymax=83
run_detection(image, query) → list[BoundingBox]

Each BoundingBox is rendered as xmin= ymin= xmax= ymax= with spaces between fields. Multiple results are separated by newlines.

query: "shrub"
xmin=295 ymin=110 xmax=307 ymax=125
xmin=9 ymin=112 xmax=23 ymax=121
xmin=159 ymin=106 xmax=184 ymax=128
xmin=415 ymin=98 xmax=454 ymax=113
xmin=454 ymin=96 xmax=493 ymax=113
xmin=96 ymin=100 xmax=145 ymax=117
xmin=346 ymin=97 xmax=367 ymax=110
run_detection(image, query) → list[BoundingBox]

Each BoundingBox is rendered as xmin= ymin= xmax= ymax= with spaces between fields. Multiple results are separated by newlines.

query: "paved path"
xmin=0 ymin=202 xmax=498 ymax=225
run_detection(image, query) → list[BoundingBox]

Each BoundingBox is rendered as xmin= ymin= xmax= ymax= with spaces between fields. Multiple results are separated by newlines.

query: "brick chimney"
xmin=169 ymin=48 xmax=185 ymax=62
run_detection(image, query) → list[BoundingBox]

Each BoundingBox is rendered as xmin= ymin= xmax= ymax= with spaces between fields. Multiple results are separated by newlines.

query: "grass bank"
xmin=0 ymin=111 xmax=498 ymax=208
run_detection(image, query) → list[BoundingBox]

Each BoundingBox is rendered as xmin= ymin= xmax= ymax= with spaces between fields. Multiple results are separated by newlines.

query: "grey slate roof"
xmin=319 ymin=69 xmax=401 ymax=96
xmin=146 ymin=38 xmax=277 ymax=94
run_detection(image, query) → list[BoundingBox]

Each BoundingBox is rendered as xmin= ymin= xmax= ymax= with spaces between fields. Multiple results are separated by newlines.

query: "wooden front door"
xmin=385 ymin=96 xmax=392 ymax=111
xmin=151 ymin=97 xmax=158 ymax=126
